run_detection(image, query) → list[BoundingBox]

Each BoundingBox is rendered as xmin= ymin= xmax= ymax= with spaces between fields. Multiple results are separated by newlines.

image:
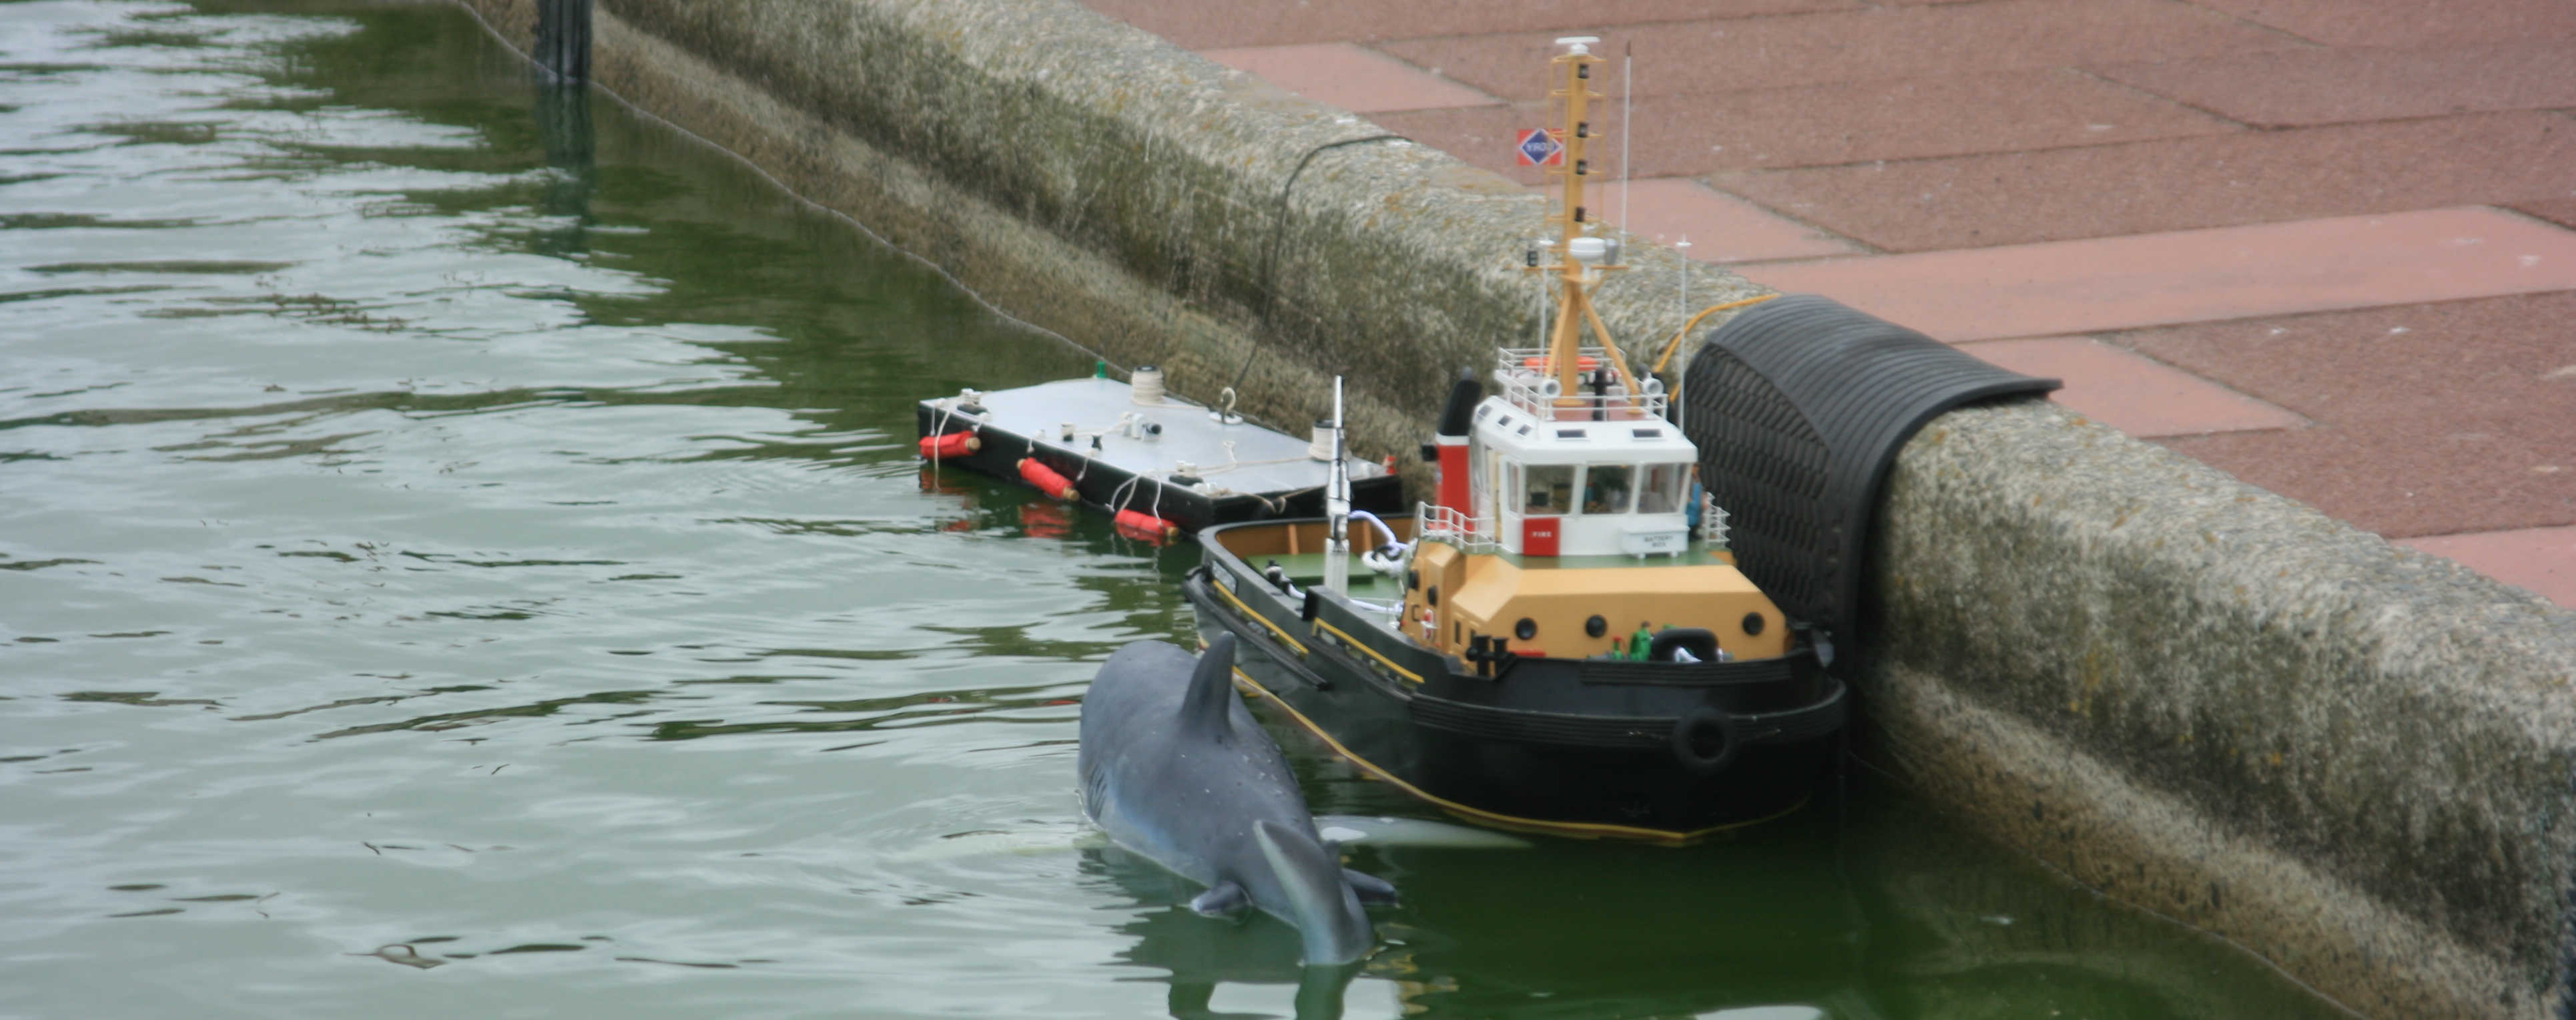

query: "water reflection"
xmin=1078 ymin=801 xmax=1875 ymax=1020
xmin=1085 ymin=847 xmax=1363 ymax=1020
xmin=529 ymin=80 xmax=591 ymax=256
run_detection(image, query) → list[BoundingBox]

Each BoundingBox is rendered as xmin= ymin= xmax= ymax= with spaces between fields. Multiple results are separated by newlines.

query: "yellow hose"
xmin=1649 ymin=294 xmax=1780 ymax=375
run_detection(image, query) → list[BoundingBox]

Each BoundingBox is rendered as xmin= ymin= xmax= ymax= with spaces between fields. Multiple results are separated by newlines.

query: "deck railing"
xmin=1700 ymin=491 xmax=1730 ymax=551
xmin=1492 ymin=346 xmax=1666 ymax=421
xmin=1414 ymin=501 xmax=1499 ymax=553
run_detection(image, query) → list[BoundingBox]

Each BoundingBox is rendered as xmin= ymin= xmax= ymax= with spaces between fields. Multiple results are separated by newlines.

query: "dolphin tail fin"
xmin=1252 ymin=819 xmax=1374 ymax=966
xmin=1179 ymin=633 xmax=1239 ymax=737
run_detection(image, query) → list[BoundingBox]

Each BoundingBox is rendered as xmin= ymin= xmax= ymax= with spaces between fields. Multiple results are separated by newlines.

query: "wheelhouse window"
xmin=1473 ymin=448 xmax=1495 ymax=522
xmin=1636 ymin=463 xmax=1686 ymax=514
xmin=1581 ymin=463 xmax=1632 ymax=514
xmin=1522 ymin=464 xmax=1572 ymax=515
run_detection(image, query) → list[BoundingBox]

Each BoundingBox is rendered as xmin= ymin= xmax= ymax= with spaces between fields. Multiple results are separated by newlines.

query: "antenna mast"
xmin=1534 ymin=37 xmax=1642 ymax=411
xmin=1620 ymin=42 xmax=1633 ymax=239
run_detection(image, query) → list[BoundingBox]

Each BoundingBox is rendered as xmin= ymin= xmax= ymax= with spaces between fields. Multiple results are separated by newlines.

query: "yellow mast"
xmin=1534 ymin=38 xmax=1639 ymax=410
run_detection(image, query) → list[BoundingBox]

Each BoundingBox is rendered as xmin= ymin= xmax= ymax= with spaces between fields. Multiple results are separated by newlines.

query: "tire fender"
xmin=1671 ymin=706 xmax=1740 ymax=776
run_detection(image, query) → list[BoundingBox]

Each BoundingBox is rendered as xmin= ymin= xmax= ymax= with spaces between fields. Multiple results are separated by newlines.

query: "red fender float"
xmin=1114 ymin=509 xmax=1180 ymax=543
xmin=1017 ymin=457 xmax=1078 ymax=500
xmin=917 ymin=430 xmax=980 ymax=459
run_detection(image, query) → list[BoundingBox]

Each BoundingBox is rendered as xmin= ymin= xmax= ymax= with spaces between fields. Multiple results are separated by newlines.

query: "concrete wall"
xmin=448 ymin=0 xmax=2576 ymax=1015
xmin=1875 ymin=405 xmax=2576 ymax=1016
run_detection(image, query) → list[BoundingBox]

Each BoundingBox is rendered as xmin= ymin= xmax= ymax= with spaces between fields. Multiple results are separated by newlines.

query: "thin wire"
xmin=1231 ymin=132 xmax=1411 ymax=395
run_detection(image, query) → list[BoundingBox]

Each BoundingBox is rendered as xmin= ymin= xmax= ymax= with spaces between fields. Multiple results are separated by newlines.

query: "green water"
xmin=0 ymin=2 xmax=2351 ymax=1016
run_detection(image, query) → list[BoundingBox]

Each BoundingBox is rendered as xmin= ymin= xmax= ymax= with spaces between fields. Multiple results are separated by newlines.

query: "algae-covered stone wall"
xmin=449 ymin=0 xmax=2576 ymax=1014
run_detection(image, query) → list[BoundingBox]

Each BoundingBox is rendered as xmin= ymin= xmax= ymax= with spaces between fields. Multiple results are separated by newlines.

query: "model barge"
xmin=916 ymin=369 xmax=1401 ymax=537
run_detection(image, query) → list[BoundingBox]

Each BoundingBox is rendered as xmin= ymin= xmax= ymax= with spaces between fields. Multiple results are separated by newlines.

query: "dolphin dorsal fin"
xmin=1179 ymin=633 xmax=1237 ymax=737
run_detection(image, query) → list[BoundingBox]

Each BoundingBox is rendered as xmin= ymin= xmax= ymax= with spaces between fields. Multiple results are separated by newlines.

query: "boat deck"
xmin=926 ymin=377 xmax=1387 ymax=497
xmin=1239 ymin=551 xmax=1409 ymax=602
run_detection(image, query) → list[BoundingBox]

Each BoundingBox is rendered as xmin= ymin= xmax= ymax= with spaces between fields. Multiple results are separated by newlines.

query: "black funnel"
xmin=1435 ymin=370 xmax=1482 ymax=437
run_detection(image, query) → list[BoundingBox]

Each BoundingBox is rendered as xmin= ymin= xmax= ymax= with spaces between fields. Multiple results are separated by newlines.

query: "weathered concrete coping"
xmin=450 ymin=0 xmax=2576 ymax=1015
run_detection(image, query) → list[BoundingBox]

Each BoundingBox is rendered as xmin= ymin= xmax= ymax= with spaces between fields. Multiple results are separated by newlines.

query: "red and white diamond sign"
xmin=1514 ymin=128 xmax=1566 ymax=167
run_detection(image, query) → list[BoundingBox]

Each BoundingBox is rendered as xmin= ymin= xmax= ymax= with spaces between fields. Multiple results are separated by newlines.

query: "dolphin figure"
xmin=1078 ymin=633 xmax=1393 ymax=965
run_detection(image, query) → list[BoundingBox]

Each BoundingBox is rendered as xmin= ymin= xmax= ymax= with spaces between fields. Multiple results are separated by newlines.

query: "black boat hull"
xmin=1183 ymin=521 xmax=1848 ymax=841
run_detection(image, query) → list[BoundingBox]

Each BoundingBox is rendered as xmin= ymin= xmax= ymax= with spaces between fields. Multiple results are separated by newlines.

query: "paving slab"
xmin=1957 ymin=337 xmax=2303 ymax=438
xmin=1731 ymin=207 xmax=2576 ymax=341
xmin=1538 ymin=178 xmax=1865 ymax=262
xmin=1378 ymin=0 xmax=2304 ymax=101
xmin=2399 ymin=526 xmax=2576 ymax=609
xmin=2514 ymin=198 xmax=2576 ymax=231
xmin=1376 ymin=68 xmax=2242 ymax=180
xmin=1199 ymin=43 xmax=1498 ymax=114
xmin=2134 ymin=292 xmax=2576 ymax=538
xmin=2162 ymin=425 xmax=2576 ymax=540
xmin=1088 ymin=0 xmax=1857 ymax=49
xmin=1710 ymin=111 xmax=2576 ymax=251
xmin=2091 ymin=39 xmax=2576 ymax=128
xmin=2185 ymin=0 xmax=2576 ymax=48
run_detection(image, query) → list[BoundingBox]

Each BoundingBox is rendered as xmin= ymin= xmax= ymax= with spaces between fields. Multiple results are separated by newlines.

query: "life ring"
xmin=1670 ymin=706 xmax=1740 ymax=776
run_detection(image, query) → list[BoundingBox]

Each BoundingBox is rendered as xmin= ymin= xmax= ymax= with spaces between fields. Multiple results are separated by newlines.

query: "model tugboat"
xmin=1181 ymin=38 xmax=1849 ymax=841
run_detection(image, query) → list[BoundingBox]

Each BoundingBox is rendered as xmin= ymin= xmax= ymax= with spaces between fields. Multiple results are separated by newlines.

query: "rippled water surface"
xmin=0 ymin=3 xmax=2352 ymax=1017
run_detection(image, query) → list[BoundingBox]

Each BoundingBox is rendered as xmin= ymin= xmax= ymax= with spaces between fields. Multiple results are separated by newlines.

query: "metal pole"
xmin=1674 ymin=236 xmax=1690 ymax=431
xmin=1621 ymin=43 xmax=1633 ymax=240
xmin=1323 ymin=377 xmax=1351 ymax=594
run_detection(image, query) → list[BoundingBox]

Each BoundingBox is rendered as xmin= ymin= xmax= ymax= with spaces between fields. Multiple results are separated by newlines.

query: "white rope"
xmin=1107 ymin=472 xmax=1144 ymax=513
xmin=926 ymin=402 xmax=960 ymax=467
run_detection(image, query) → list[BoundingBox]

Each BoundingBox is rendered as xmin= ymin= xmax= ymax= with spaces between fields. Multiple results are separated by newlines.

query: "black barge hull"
xmin=916 ymin=382 xmax=1401 ymax=533
xmin=1184 ymin=519 xmax=1848 ymax=841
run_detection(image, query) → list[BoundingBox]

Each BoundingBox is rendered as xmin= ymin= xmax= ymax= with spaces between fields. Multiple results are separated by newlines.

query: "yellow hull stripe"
xmin=1311 ymin=619 xmax=1423 ymax=686
xmin=1221 ymin=662 xmax=1807 ymax=846
xmin=1209 ymin=574 xmax=1308 ymax=656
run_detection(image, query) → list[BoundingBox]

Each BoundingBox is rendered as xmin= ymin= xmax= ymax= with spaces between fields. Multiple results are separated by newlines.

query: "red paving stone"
xmin=1621 ymin=68 xmax=2246 ymax=174
xmin=2515 ymin=198 xmax=2576 ymax=232
xmin=1709 ymin=112 xmax=2576 ymax=252
xmin=1564 ymin=178 xmax=1865 ymax=262
xmin=2134 ymin=292 xmax=2576 ymax=537
xmin=2166 ymin=425 xmax=2576 ymax=540
xmin=2399 ymin=527 xmax=2576 ymax=609
xmin=1732 ymin=207 xmax=2576 ymax=342
xmin=1092 ymin=0 xmax=1857 ymax=49
xmin=1199 ymin=44 xmax=1498 ymax=114
xmin=2183 ymin=0 xmax=2576 ymax=49
xmin=2091 ymin=39 xmax=2576 ymax=128
xmin=1958 ymin=337 xmax=2303 ymax=437
xmin=1377 ymin=69 xmax=2242 ymax=180
xmin=1377 ymin=0 xmax=2304 ymax=101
